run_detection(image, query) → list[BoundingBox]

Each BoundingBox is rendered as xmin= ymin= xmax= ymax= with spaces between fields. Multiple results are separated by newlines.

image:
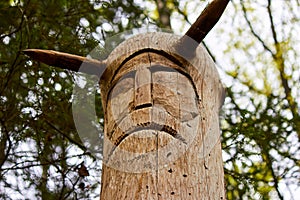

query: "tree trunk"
xmin=99 ymin=32 xmax=225 ymax=200
xmin=155 ymin=0 xmax=172 ymax=29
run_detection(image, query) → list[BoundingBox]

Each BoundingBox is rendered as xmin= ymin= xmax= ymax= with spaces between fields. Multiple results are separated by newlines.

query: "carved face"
xmin=104 ymin=52 xmax=201 ymax=172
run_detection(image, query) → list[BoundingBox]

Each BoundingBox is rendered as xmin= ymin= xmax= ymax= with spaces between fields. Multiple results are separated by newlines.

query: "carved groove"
xmin=106 ymin=121 xmax=187 ymax=161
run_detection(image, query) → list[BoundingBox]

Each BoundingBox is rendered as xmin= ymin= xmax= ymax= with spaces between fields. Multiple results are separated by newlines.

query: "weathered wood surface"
xmin=99 ymin=32 xmax=225 ymax=200
xmin=22 ymin=1 xmax=229 ymax=199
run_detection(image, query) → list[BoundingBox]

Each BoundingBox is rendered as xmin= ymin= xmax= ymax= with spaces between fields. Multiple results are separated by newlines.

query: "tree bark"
xmin=155 ymin=0 xmax=172 ymax=29
xmin=99 ymin=32 xmax=225 ymax=200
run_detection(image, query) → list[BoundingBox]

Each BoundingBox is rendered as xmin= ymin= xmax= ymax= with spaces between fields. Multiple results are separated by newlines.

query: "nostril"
xmin=134 ymin=103 xmax=153 ymax=110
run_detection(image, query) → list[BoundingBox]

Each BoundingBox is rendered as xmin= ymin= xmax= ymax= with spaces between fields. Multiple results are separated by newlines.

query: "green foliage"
xmin=0 ymin=0 xmax=299 ymax=199
xmin=0 ymin=0 xmax=145 ymax=198
xmin=219 ymin=1 xmax=300 ymax=199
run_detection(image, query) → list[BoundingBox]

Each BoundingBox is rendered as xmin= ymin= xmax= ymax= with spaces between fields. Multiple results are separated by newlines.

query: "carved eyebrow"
xmin=113 ymin=64 xmax=178 ymax=82
xmin=108 ymin=70 xmax=136 ymax=97
xmin=149 ymin=65 xmax=179 ymax=73
xmin=119 ymin=70 xmax=136 ymax=80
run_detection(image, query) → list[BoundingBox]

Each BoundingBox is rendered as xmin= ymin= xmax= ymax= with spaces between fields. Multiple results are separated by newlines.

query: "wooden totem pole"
xmin=24 ymin=0 xmax=229 ymax=199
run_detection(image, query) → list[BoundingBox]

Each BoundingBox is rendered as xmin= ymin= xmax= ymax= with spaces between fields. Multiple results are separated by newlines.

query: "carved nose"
xmin=134 ymin=67 xmax=152 ymax=109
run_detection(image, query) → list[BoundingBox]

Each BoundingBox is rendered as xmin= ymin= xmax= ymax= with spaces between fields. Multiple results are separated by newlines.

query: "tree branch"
xmin=184 ymin=0 xmax=230 ymax=44
xmin=154 ymin=0 xmax=172 ymax=29
xmin=267 ymin=0 xmax=297 ymax=117
xmin=43 ymin=118 xmax=89 ymax=154
xmin=240 ymin=0 xmax=274 ymax=56
xmin=176 ymin=0 xmax=230 ymax=58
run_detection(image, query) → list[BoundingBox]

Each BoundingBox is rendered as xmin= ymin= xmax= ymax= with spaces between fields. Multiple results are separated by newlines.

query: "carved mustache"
xmin=105 ymin=106 xmax=198 ymax=161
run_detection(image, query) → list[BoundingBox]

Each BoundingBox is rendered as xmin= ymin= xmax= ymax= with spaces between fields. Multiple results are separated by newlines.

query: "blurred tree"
xmin=0 ymin=0 xmax=299 ymax=199
xmin=0 ymin=0 xmax=146 ymax=199
xmin=212 ymin=0 xmax=300 ymax=199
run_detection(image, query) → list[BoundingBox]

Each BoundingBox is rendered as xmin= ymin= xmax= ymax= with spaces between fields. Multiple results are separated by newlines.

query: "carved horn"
xmin=177 ymin=0 xmax=230 ymax=56
xmin=23 ymin=49 xmax=106 ymax=76
xmin=23 ymin=1 xmax=229 ymax=72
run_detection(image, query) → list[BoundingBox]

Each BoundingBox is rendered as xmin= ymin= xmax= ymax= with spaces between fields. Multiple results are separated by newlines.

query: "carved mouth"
xmin=105 ymin=107 xmax=189 ymax=161
xmin=116 ymin=121 xmax=186 ymax=145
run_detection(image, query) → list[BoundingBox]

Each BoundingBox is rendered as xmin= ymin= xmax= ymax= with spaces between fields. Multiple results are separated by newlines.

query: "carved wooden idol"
xmin=23 ymin=0 xmax=229 ymax=199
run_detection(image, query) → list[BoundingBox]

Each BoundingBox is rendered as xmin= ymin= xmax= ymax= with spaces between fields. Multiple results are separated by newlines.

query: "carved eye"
xmin=110 ymin=71 xmax=135 ymax=98
xmin=150 ymin=65 xmax=177 ymax=73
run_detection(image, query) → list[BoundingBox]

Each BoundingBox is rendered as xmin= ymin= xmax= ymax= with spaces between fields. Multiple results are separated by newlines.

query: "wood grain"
xmin=99 ymin=32 xmax=225 ymax=200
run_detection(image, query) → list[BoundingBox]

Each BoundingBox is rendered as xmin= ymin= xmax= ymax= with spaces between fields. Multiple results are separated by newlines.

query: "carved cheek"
xmin=109 ymin=76 xmax=134 ymax=123
xmin=152 ymin=70 xmax=199 ymax=122
xmin=151 ymin=69 xmax=200 ymax=148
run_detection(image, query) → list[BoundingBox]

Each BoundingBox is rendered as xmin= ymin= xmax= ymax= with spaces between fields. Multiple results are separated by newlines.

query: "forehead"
xmin=100 ymin=32 xmax=223 ymax=109
xmin=100 ymin=32 xmax=216 ymax=88
xmin=108 ymin=51 xmax=199 ymax=98
xmin=110 ymin=51 xmax=188 ymax=85
xmin=100 ymin=33 xmax=185 ymax=86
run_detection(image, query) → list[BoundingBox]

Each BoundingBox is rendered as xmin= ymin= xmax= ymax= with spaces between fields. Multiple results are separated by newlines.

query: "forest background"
xmin=0 ymin=0 xmax=299 ymax=199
